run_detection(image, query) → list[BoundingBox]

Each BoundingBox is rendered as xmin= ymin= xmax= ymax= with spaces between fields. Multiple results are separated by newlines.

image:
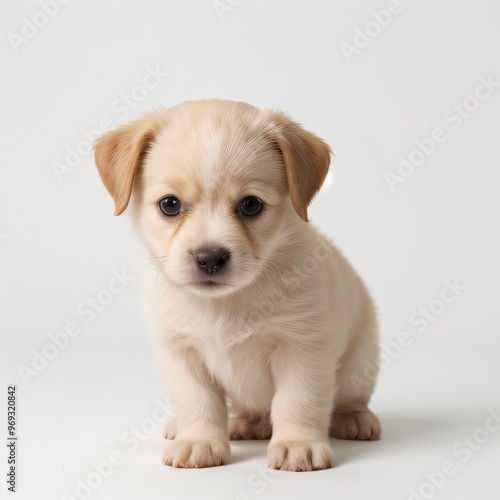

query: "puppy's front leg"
xmin=154 ymin=342 xmax=230 ymax=468
xmin=268 ymin=343 xmax=335 ymax=471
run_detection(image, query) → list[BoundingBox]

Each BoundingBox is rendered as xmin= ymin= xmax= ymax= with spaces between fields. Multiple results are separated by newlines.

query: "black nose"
xmin=195 ymin=247 xmax=230 ymax=274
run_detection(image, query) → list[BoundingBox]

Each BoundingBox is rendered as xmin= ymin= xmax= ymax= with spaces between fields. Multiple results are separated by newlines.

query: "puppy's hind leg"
xmin=330 ymin=308 xmax=381 ymax=441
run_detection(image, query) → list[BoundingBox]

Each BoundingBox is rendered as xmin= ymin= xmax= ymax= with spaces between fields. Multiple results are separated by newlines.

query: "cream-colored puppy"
xmin=94 ymin=99 xmax=380 ymax=471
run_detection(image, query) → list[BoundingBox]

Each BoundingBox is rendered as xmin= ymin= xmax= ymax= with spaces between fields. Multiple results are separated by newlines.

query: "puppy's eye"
xmin=239 ymin=196 xmax=263 ymax=217
xmin=159 ymin=196 xmax=182 ymax=216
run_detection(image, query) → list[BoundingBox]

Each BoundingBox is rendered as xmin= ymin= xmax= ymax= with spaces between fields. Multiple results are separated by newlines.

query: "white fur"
xmin=94 ymin=99 xmax=381 ymax=471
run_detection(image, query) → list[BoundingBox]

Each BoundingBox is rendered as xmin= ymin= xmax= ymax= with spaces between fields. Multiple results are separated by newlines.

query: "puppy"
xmin=94 ymin=99 xmax=381 ymax=471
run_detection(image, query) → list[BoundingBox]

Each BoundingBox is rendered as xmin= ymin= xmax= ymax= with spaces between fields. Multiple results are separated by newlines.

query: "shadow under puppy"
xmin=94 ymin=99 xmax=381 ymax=471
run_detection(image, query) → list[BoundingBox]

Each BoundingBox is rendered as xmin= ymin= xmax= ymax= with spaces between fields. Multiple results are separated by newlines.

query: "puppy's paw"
xmin=163 ymin=418 xmax=177 ymax=440
xmin=228 ymin=415 xmax=272 ymax=440
xmin=332 ymin=409 xmax=381 ymax=441
xmin=162 ymin=439 xmax=230 ymax=468
xmin=267 ymin=440 xmax=333 ymax=471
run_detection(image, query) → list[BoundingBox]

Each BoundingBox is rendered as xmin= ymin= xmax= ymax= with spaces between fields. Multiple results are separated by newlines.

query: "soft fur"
xmin=94 ymin=99 xmax=381 ymax=471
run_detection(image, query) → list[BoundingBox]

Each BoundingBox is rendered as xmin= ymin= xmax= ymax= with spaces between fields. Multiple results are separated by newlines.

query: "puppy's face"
xmin=134 ymin=115 xmax=289 ymax=296
xmin=94 ymin=100 xmax=330 ymax=297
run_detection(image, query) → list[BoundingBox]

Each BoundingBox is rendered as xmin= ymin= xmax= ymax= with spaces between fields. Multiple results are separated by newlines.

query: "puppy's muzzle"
xmin=195 ymin=247 xmax=230 ymax=275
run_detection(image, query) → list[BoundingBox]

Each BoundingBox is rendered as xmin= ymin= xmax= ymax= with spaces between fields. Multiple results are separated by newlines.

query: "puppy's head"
xmin=94 ymin=100 xmax=330 ymax=297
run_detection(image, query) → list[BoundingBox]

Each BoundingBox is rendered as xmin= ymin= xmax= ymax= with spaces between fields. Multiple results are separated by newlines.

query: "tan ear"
xmin=269 ymin=113 xmax=331 ymax=221
xmin=94 ymin=114 xmax=163 ymax=215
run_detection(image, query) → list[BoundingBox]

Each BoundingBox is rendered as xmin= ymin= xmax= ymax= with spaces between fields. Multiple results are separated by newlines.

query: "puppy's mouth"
xmin=193 ymin=279 xmax=228 ymax=288
xmin=187 ymin=278 xmax=237 ymax=296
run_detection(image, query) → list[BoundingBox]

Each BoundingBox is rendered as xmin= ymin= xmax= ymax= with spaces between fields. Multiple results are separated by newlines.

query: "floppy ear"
xmin=94 ymin=114 xmax=162 ymax=215
xmin=269 ymin=112 xmax=331 ymax=221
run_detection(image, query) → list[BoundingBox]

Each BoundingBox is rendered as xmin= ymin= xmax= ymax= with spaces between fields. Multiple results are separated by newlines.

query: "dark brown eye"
xmin=159 ymin=196 xmax=181 ymax=216
xmin=239 ymin=197 xmax=263 ymax=216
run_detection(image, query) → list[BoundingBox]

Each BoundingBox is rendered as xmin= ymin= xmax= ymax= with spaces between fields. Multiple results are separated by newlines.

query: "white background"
xmin=1 ymin=1 xmax=500 ymax=499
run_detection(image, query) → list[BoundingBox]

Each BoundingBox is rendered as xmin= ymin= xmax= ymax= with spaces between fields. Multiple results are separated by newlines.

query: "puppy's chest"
xmin=163 ymin=296 xmax=261 ymax=340
xmin=200 ymin=339 xmax=275 ymax=411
